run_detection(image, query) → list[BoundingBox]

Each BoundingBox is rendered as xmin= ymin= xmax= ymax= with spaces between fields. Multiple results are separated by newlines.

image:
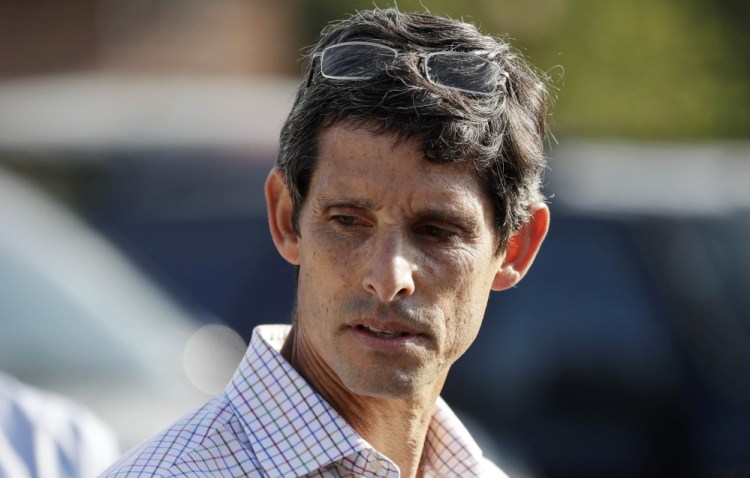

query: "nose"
xmin=361 ymin=231 xmax=416 ymax=302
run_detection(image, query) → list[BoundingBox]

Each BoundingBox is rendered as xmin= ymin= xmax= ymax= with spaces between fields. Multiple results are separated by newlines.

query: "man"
xmin=103 ymin=7 xmax=550 ymax=478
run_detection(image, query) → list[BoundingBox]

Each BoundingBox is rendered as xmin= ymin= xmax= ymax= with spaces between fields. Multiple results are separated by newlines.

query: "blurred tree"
xmin=290 ymin=0 xmax=750 ymax=140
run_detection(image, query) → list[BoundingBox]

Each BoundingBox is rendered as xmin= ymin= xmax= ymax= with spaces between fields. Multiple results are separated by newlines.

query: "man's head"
xmin=277 ymin=8 xmax=550 ymax=249
xmin=266 ymin=8 xmax=551 ymax=401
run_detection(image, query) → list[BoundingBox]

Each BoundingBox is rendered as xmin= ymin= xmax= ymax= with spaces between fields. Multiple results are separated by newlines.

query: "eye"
xmin=331 ymin=215 xmax=363 ymax=226
xmin=419 ymin=224 xmax=460 ymax=241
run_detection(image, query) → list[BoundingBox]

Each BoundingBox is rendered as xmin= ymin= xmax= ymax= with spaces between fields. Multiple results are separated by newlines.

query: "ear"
xmin=265 ymin=168 xmax=301 ymax=265
xmin=492 ymin=202 xmax=550 ymax=291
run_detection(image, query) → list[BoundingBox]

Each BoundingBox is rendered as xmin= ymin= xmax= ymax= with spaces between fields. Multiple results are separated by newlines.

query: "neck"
xmin=281 ymin=325 xmax=444 ymax=478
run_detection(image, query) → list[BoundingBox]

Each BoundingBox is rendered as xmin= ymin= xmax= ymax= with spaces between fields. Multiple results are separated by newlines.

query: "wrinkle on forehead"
xmin=316 ymin=122 xmax=480 ymax=186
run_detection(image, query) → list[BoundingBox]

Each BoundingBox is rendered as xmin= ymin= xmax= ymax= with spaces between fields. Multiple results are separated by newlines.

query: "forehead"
xmin=309 ymin=122 xmax=495 ymax=220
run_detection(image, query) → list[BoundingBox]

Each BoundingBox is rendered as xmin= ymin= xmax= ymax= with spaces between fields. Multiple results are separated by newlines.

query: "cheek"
xmin=428 ymin=246 xmax=494 ymax=301
xmin=438 ymin=258 xmax=495 ymax=358
xmin=297 ymin=236 xmax=357 ymax=311
xmin=444 ymin=285 xmax=488 ymax=352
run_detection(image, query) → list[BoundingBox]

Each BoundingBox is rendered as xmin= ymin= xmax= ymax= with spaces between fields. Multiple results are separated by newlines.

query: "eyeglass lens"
xmin=425 ymin=53 xmax=499 ymax=94
xmin=320 ymin=43 xmax=397 ymax=80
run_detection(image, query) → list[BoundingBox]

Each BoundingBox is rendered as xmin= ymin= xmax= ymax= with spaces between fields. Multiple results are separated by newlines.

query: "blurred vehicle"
xmin=0 ymin=165 xmax=246 ymax=451
xmin=2 ymin=75 xmax=749 ymax=477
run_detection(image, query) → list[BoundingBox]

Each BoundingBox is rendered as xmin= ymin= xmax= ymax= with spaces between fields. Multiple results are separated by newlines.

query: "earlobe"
xmin=492 ymin=203 xmax=550 ymax=291
xmin=265 ymin=168 xmax=301 ymax=265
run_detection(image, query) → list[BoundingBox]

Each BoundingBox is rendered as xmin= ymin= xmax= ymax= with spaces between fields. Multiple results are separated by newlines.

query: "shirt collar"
xmin=226 ymin=324 xmax=487 ymax=478
xmin=423 ymin=397 xmax=486 ymax=477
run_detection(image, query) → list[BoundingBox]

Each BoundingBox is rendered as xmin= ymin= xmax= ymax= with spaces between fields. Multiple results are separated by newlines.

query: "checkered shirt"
xmin=101 ymin=325 xmax=508 ymax=477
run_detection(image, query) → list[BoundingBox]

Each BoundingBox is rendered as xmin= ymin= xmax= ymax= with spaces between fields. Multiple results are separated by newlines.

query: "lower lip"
xmin=349 ymin=326 xmax=425 ymax=352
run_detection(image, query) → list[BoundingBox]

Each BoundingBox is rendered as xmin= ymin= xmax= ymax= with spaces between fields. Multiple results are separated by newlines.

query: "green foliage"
xmin=292 ymin=0 xmax=750 ymax=140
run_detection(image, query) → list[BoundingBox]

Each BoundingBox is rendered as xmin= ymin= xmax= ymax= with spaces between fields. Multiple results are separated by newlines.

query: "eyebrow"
xmin=314 ymin=194 xmax=379 ymax=212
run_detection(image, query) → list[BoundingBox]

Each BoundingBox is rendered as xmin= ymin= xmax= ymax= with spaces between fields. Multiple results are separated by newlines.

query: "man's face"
xmin=290 ymin=121 xmax=507 ymax=399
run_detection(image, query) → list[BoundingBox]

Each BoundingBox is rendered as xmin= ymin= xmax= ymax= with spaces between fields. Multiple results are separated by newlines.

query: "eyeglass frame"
xmin=305 ymin=41 xmax=510 ymax=96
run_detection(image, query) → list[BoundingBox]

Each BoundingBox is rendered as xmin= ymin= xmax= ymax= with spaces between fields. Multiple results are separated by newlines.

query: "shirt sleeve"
xmin=0 ymin=373 xmax=121 ymax=478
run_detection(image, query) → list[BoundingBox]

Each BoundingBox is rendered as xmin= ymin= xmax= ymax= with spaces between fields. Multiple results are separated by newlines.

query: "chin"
xmin=338 ymin=363 xmax=434 ymax=400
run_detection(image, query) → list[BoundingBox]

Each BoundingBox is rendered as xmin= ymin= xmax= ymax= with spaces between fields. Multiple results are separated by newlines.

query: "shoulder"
xmin=101 ymin=395 xmax=257 ymax=477
xmin=0 ymin=373 xmax=120 ymax=476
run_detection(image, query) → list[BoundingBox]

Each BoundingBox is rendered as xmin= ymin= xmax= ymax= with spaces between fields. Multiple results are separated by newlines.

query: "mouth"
xmin=355 ymin=323 xmax=412 ymax=338
xmin=348 ymin=319 xmax=426 ymax=352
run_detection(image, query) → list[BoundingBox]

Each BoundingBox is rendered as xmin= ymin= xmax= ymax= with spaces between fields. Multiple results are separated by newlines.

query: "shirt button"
xmin=372 ymin=460 xmax=383 ymax=473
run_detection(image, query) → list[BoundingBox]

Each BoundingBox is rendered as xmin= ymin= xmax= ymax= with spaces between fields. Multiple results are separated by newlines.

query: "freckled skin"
xmin=291 ymin=122 xmax=506 ymax=400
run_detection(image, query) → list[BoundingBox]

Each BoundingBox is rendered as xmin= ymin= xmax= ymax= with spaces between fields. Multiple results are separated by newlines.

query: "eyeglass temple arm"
xmin=305 ymin=53 xmax=323 ymax=89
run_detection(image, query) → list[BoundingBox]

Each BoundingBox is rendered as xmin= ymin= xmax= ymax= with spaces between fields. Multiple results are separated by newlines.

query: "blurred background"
xmin=0 ymin=0 xmax=748 ymax=477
